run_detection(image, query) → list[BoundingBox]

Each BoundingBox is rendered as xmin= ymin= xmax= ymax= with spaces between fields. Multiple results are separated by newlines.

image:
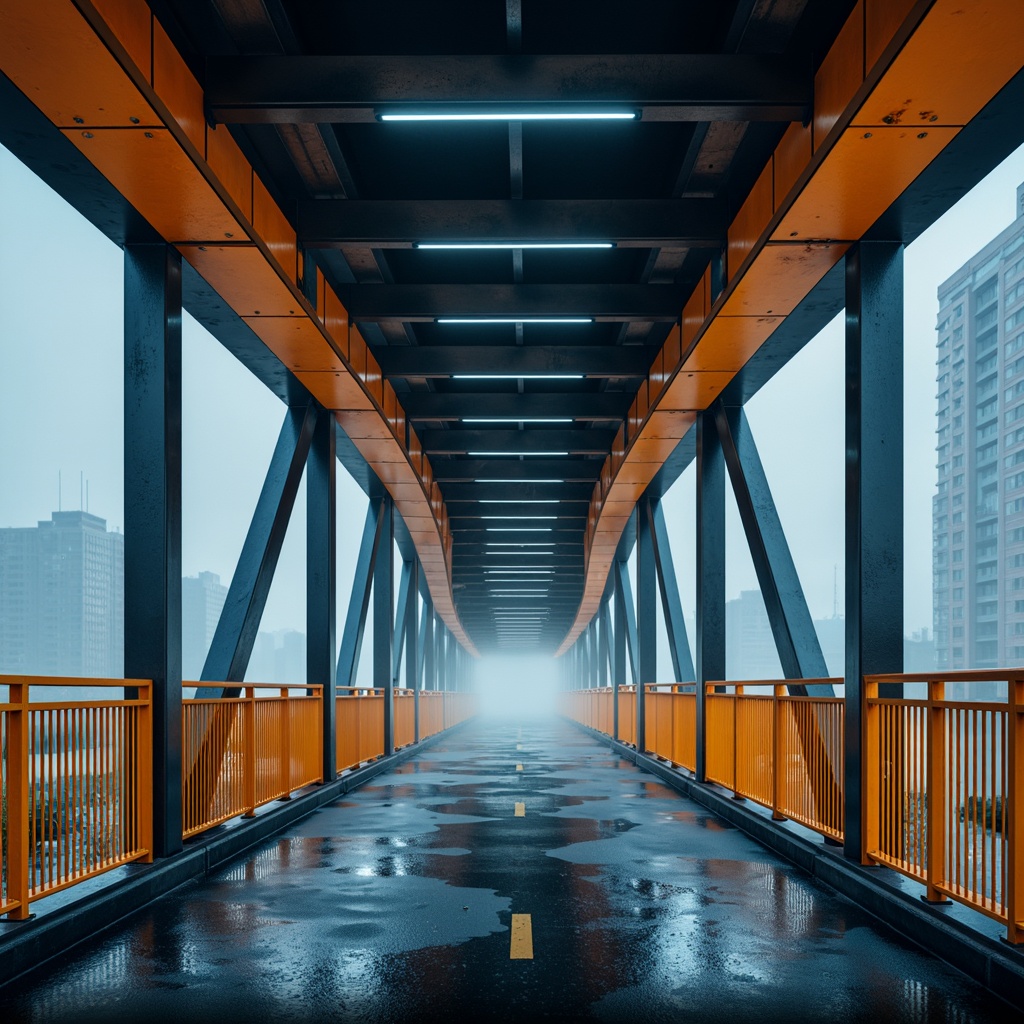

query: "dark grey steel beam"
xmin=306 ymin=404 xmax=337 ymax=782
xmin=696 ymin=407 xmax=725 ymax=783
xmin=612 ymin=590 xmax=624 ymax=737
xmin=337 ymin=499 xmax=384 ymax=687
xmin=636 ymin=499 xmax=657 ymax=750
xmin=614 ymin=560 xmax=639 ymax=686
xmin=400 ymin=392 xmax=631 ymax=422
xmin=297 ymin=199 xmax=725 ymax=249
xmin=423 ymin=598 xmax=435 ymax=691
xmin=421 ymin=428 xmax=615 ymax=455
xmin=200 ymin=404 xmax=318 ymax=689
xmin=845 ymin=241 xmax=904 ymax=860
xmin=376 ymin=495 xmax=395 ymax=755
xmin=377 ymin=345 xmax=653 ymax=378
xmin=432 ymin=459 xmax=601 ymax=482
xmin=392 ymin=560 xmax=413 ymax=684
xmin=206 ymin=54 xmax=810 ymax=123
xmin=124 ymin=243 xmax=183 ymax=858
xmin=341 ymin=285 xmax=681 ymax=323
xmin=648 ymin=498 xmax=696 ymax=684
xmin=446 ymin=482 xmax=595 ymax=502
xmin=714 ymin=405 xmax=830 ymax=690
xmin=406 ymin=562 xmax=420 ymax=741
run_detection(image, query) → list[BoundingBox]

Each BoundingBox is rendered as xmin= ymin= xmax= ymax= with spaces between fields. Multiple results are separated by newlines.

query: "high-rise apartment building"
xmin=182 ymin=571 xmax=228 ymax=679
xmin=933 ymin=183 xmax=1024 ymax=670
xmin=0 ymin=510 xmax=124 ymax=677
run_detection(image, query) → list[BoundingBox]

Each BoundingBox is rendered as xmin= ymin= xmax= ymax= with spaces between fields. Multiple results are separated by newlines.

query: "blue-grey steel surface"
xmin=843 ymin=241 xmax=905 ymax=859
xmin=123 ymin=243 xmax=184 ymax=858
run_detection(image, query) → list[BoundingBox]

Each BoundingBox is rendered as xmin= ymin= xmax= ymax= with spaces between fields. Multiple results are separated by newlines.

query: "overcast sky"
xmin=3 ymin=140 xmax=1024 ymax=649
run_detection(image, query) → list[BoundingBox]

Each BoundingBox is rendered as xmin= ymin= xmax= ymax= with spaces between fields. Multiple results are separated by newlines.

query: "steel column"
xmin=637 ymin=498 xmax=658 ymax=751
xmin=376 ymin=495 xmax=395 ymax=755
xmin=648 ymin=498 xmax=696 ymax=683
xmin=845 ymin=241 xmax=905 ymax=859
xmin=199 ymin=404 xmax=318 ymax=689
xmin=337 ymin=499 xmax=384 ymax=688
xmin=414 ymin=584 xmax=425 ymax=742
xmin=124 ymin=243 xmax=183 ymax=858
xmin=614 ymin=560 xmax=639 ymax=686
xmin=306 ymin=405 xmax=336 ymax=781
xmin=406 ymin=562 xmax=420 ymax=741
xmin=423 ymin=601 xmax=435 ymax=691
xmin=392 ymin=560 xmax=413 ymax=684
xmin=598 ymin=600 xmax=610 ymax=689
xmin=612 ymin=578 xmax=626 ymax=740
xmin=696 ymin=408 xmax=726 ymax=783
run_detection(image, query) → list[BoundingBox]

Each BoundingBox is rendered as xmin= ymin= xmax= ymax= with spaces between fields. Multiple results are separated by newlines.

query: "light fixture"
xmin=489 ymin=591 xmax=548 ymax=595
xmin=378 ymin=110 xmax=638 ymax=122
xmin=476 ymin=479 xmax=564 ymax=484
xmin=440 ymin=318 xmax=591 ymax=325
xmin=486 ymin=528 xmax=553 ymax=532
xmin=480 ymin=499 xmax=560 ymax=504
xmin=480 ymin=515 xmax=557 ymax=520
xmin=416 ymin=242 xmax=613 ymax=251
xmin=468 ymin=451 xmax=570 ymax=457
xmin=463 ymin=418 xmax=572 ymax=424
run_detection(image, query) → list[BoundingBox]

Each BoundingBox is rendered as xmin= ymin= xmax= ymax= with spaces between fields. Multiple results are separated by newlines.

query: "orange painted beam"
xmin=0 ymin=0 xmax=475 ymax=653
xmin=559 ymin=0 xmax=1024 ymax=654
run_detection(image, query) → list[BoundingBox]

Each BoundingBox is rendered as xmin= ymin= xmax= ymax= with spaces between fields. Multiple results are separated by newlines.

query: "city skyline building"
xmin=933 ymin=182 xmax=1024 ymax=670
xmin=0 ymin=510 xmax=124 ymax=677
xmin=182 ymin=570 xmax=228 ymax=680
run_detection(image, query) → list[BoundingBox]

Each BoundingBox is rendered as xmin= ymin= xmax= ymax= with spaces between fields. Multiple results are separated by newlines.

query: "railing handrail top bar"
xmin=865 ymin=668 xmax=1024 ymax=683
xmin=0 ymin=675 xmax=152 ymax=688
xmin=705 ymin=677 xmax=842 ymax=689
xmin=183 ymin=680 xmax=323 ymax=691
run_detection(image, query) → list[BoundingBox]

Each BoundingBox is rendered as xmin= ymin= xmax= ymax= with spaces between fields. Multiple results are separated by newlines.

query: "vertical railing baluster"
xmin=244 ymin=688 xmax=257 ymax=818
xmin=925 ymin=680 xmax=947 ymax=902
xmin=1008 ymin=677 xmax=1023 ymax=944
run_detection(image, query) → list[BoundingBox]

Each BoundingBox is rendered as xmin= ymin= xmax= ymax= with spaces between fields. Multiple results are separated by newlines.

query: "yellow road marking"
xmin=516 ymin=763 xmax=523 ymax=771
xmin=510 ymin=914 xmax=533 ymax=959
xmin=514 ymin=802 xmax=525 ymax=817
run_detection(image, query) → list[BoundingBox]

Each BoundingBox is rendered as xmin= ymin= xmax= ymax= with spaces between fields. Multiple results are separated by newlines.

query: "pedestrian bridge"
xmin=2 ymin=0 xmax=1024 ymax=1018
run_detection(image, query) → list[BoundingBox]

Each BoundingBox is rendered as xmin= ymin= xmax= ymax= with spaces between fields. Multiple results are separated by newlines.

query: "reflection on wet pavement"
xmin=0 ymin=719 xmax=1018 ymax=1023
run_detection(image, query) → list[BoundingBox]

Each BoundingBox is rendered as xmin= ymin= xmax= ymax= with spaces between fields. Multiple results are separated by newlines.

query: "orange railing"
xmin=181 ymin=683 xmax=323 ymax=839
xmin=394 ymin=689 xmax=415 ymax=749
xmin=644 ymin=684 xmax=697 ymax=772
xmin=563 ymin=679 xmax=843 ymax=841
xmin=618 ymin=685 xmax=636 ymax=746
xmin=443 ymin=691 xmax=477 ymax=730
xmin=704 ymin=681 xmax=844 ymax=841
xmin=420 ymin=690 xmax=444 ymax=739
xmin=335 ymin=686 xmax=385 ymax=773
xmin=864 ymin=671 xmax=1024 ymax=944
xmin=1 ymin=676 xmax=153 ymax=920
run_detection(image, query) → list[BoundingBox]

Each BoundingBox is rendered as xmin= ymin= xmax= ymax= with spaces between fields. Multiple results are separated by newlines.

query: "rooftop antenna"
xmin=58 ymin=470 xmax=62 ymax=512
xmin=80 ymin=470 xmax=83 ymax=512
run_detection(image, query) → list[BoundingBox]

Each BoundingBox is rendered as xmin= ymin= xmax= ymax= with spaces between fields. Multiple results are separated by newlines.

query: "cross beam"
xmin=206 ymin=54 xmax=810 ymax=123
xmin=297 ymin=199 xmax=725 ymax=248
xmin=376 ymin=345 xmax=653 ymax=378
xmin=338 ymin=284 xmax=682 ymax=322
xmin=400 ymin=392 xmax=630 ymax=422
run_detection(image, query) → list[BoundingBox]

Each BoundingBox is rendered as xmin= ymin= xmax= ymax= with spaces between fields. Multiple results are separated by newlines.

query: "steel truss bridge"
xmin=1 ymin=0 xmax=1024 ymax=1016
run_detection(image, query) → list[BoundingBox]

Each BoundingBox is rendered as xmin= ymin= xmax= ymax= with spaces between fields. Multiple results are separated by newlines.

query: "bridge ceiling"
xmin=149 ymin=0 xmax=856 ymax=652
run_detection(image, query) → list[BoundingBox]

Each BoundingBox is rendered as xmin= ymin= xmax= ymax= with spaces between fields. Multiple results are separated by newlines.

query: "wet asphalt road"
xmin=0 ymin=717 xmax=1019 ymax=1024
